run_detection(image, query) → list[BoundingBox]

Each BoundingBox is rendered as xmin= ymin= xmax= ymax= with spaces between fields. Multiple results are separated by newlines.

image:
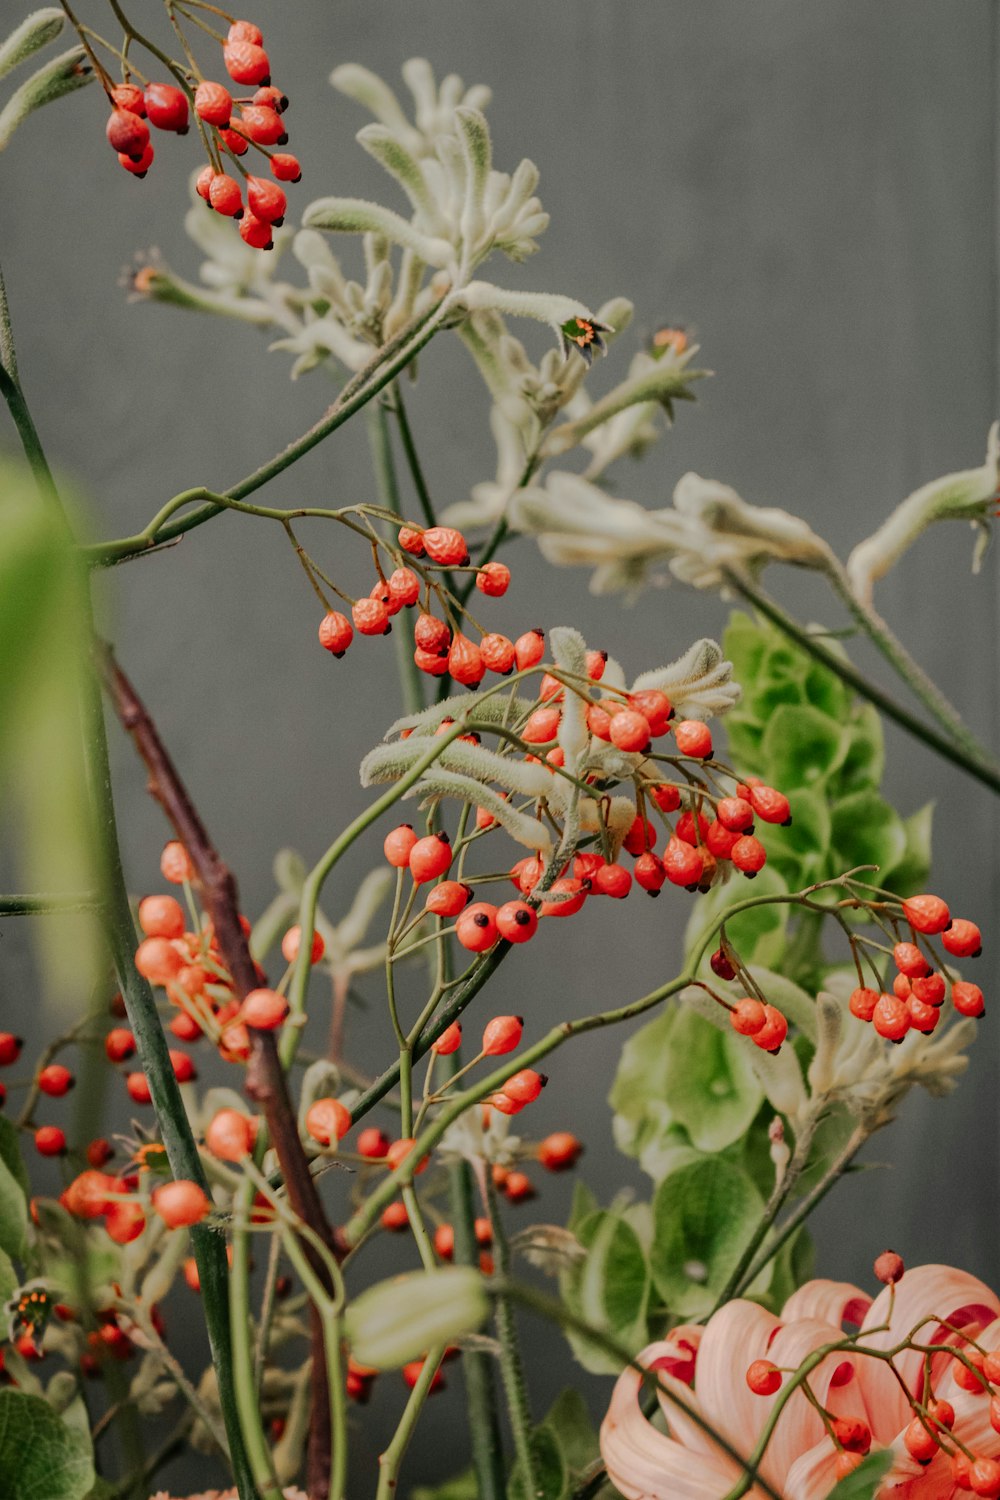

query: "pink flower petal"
xmin=758 ymin=1318 xmax=867 ymax=1490
xmin=781 ymin=1436 xmax=843 ymax=1500
xmin=782 ymin=1280 xmax=872 ymax=1332
xmin=695 ymin=1300 xmax=782 ymax=1455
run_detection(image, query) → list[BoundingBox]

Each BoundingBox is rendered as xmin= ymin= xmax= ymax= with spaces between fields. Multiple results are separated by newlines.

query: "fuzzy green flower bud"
xmin=345 ymin=1266 xmax=488 ymax=1369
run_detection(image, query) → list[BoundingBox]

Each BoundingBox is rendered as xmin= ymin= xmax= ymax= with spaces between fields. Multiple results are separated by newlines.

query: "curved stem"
xmin=726 ymin=572 xmax=1000 ymax=796
xmin=86 ymin=302 xmax=448 ymax=566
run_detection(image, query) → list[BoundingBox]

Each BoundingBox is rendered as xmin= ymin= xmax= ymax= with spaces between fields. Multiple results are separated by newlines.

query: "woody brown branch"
xmin=100 ymin=642 xmax=343 ymax=1499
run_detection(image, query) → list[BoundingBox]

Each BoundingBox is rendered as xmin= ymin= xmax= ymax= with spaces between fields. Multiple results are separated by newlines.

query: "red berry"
xmin=676 ymin=810 xmax=711 ymax=847
xmin=409 ymin=833 xmax=452 ymax=884
xmin=585 ymin=649 xmax=608 ymax=680
xmin=751 ymin=1006 xmax=788 ymax=1053
xmin=432 ymin=1022 xmax=463 ymax=1056
xmin=456 ymin=902 xmax=499 ymax=952
xmin=448 ymin=634 xmax=485 ymax=687
xmin=954 ymin=1349 xmax=987 ymax=1392
xmin=747 ymin=785 xmax=792 ymax=825
xmin=0 ymin=1033 xmax=22 ymax=1066
xmin=610 ymin=708 xmax=652 ymax=753
xmin=357 ymin=1127 xmax=389 ymax=1159
xmin=208 ymin=173 xmax=243 ymax=217
xmin=422 ymin=527 xmax=469 ymax=566
xmin=893 ymin=941 xmax=930 ymax=978
xmin=315 ymin=610 xmax=353 ymax=658
xmin=873 ymin=992 xmax=910 ymax=1042
xmin=502 ymin=1068 xmax=546 ymax=1105
xmin=239 ymin=213 xmax=273 ymax=250
xmin=105 ymin=1028 xmax=135 ymax=1063
xmin=86 ymin=1138 xmax=114 ymax=1168
xmin=649 ymin=783 xmax=681 ymax=813
xmin=904 ymin=1418 xmax=938 ymax=1465
xmin=710 ymin=948 xmax=737 ymax=981
xmin=38 ymin=1064 xmax=74 ymax=1097
xmin=970 ymin=1459 xmax=1000 ymax=1498
xmin=849 ymin=987 xmax=879 ymax=1022
xmin=539 ymin=878 xmax=587 ymax=917
xmin=240 ymin=988 xmax=288 ymax=1030
xmin=911 ymin=972 xmax=946 ymax=1006
xmin=623 ymin=814 xmax=655 ymax=856
xmin=729 ymin=998 xmax=766 ymax=1036
xmin=253 ymin=85 xmax=288 ymax=112
xmin=144 ymin=82 xmax=189 ymax=133
xmin=513 ymin=630 xmax=545 ymax=671
xmin=381 ymin=1201 xmax=409 ymax=1231
xmin=716 ymin=797 xmax=755 ymax=833
xmin=415 ymin=647 xmax=449 ymax=676
xmin=106 ymin=108 xmax=149 ymax=156
xmin=591 ymin=862 xmax=632 ymax=898
xmin=138 ymin=894 xmax=186 ymax=940
xmin=634 ymin=851 xmax=666 ymax=895
xmin=628 ymin=690 xmax=672 ymax=736
xmin=424 ymin=881 xmax=469 ymax=919
xmin=135 ymin=936 xmax=183 ymax=984
xmin=874 ymin=1249 xmax=905 ymax=1284
xmin=663 ymin=836 xmax=704 ymax=888
xmin=270 ymin=151 xmax=302 ymax=182
xmin=538 ymin=1132 xmax=583 ymax=1171
xmin=983 ymin=1350 xmax=1000 ymax=1384
xmin=224 ymin=40 xmax=271 ymax=86
xmin=126 ymin=1071 xmax=152 ymax=1104
xmin=118 ymin=142 xmax=154 ymax=177
xmin=903 ymin=893 xmax=951 ymax=935
xmin=953 ymin=981 xmax=985 ymax=1018
xmin=746 ymin=1359 xmax=782 ymax=1395
xmin=305 ymin=1098 xmax=352 ymax=1147
xmin=105 ymin=1199 xmax=145 ymax=1244
xmin=161 ymin=841 xmax=193 ymax=884
xmin=238 ymin=103 xmax=286 ymax=145
xmin=673 ymin=719 xmax=713 ymax=759
xmin=943 ymin=919 xmax=982 ymax=958
xmin=398 ymin=526 xmax=425 ymax=556
xmin=64 ymin=1169 xmax=115 ymax=1218
xmin=169 ymin=1049 xmax=196 ymax=1083
xmin=731 ymin=835 xmax=767 ymax=878
xmin=413 ymin=613 xmax=450 ymax=655
xmin=35 ymin=1125 xmax=66 ymax=1156
xmin=496 ymin=900 xmax=538 ymax=943
xmin=522 ymin=706 xmax=561 ymax=743
xmin=434 ymin=1224 xmax=455 ymax=1260
xmin=153 ymin=1180 xmax=210 ymax=1228
xmin=205 ymin=1109 xmax=256 ymax=1161
xmin=111 ymin=83 xmax=145 ymax=116
xmin=928 ymin=1398 xmax=956 ymax=1430
xmin=706 ymin=820 xmax=741 ymax=859
xmin=246 ymin=175 xmax=287 ymax=223
xmin=386 ymin=1137 xmax=429 ymax=1175
xmin=195 ymin=79 xmax=232 ymax=125
xmin=832 ymin=1417 xmax=871 ymax=1454
xmin=281 ymin=925 xmax=325 ymax=965
xmin=353 ymin=597 xmax=390 ymax=636
xmin=483 ymin=1016 xmax=523 ymax=1055
xmin=504 ymin=1170 xmax=535 ymax=1202
xmin=476 ymin=562 xmax=511 ymax=597
xmin=480 ymin=633 xmax=516 ymax=674
xmin=219 ymin=125 xmax=249 ymax=156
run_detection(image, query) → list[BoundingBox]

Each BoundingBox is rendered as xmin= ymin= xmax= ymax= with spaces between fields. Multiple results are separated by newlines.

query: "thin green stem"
xmin=276 ymin=1226 xmax=348 ymax=1500
xmin=367 ymin=400 xmax=423 ymax=715
xmin=375 ymin=1346 xmax=447 ymax=1500
xmin=726 ymin=572 xmax=1000 ymax=797
xmin=389 ymin=384 xmax=460 ymax=598
xmin=230 ymin=1182 xmax=283 ymax=1500
xmin=825 ymin=559 xmax=1000 ymax=773
xmin=486 ymin=1174 xmax=537 ymax=1496
xmin=448 ymin=1154 xmax=505 ymax=1500
xmin=87 ymin=302 xmax=448 ymax=566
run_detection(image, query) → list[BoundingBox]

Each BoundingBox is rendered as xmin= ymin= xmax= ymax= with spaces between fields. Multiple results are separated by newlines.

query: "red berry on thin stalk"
xmin=270 ymin=152 xmax=302 ymax=182
xmin=106 ymin=108 xmax=149 ymax=156
xmin=208 ymin=173 xmax=243 ymax=217
xmin=480 ymin=633 xmax=516 ymax=674
xmin=224 ymin=40 xmax=271 ymax=86
xmin=476 ymin=562 xmax=510 ymax=597
xmin=750 ymin=1006 xmax=787 ymax=1053
xmin=513 ymin=629 xmax=545 ymax=671
xmin=247 ymin=176 xmax=287 ymax=224
xmin=353 ymin=597 xmax=391 ymax=636
xmin=409 ymin=833 xmax=453 ymax=884
xmin=943 ymin=919 xmax=983 ymax=958
xmin=432 ymin=1022 xmax=462 ymax=1056
xmin=144 ymin=82 xmax=189 ymax=133
xmin=38 ymin=1064 xmax=74 ymax=1097
xmin=673 ymin=719 xmax=713 ymax=759
xmin=745 ymin=1359 xmax=781 ymax=1395
xmin=496 ymin=901 xmax=538 ymax=943
xmin=239 ymin=213 xmax=273 ymax=250
xmin=873 ymin=1250 xmax=905 ymax=1284
xmin=902 ymin=893 xmax=951 ymax=934
xmin=456 ymin=902 xmax=499 ymax=952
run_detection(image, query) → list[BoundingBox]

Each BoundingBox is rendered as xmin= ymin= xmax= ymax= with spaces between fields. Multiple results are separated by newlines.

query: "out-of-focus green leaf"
xmin=508 ymin=1427 xmax=565 ymax=1500
xmin=838 ymin=703 xmax=885 ymax=791
xmin=560 ymin=1208 xmax=650 ymax=1374
xmin=412 ymin=1471 xmax=478 ymax=1500
xmin=830 ymin=789 xmax=905 ymax=878
xmin=660 ymin=1008 xmax=763 ymax=1153
xmin=760 ymin=704 xmax=849 ymax=790
xmin=757 ymin=786 xmax=831 ymax=885
xmin=0 ymin=1389 xmax=94 ymax=1500
xmin=0 ymin=1116 xmax=29 ymax=1259
xmin=650 ymin=1157 xmax=766 ymax=1317
xmin=881 ymin=801 xmax=933 ymax=897
xmin=0 ymin=461 xmax=101 ymax=1016
xmin=828 ymin=1450 xmax=894 ymax=1500
xmin=685 ymin=862 xmax=790 ymax=973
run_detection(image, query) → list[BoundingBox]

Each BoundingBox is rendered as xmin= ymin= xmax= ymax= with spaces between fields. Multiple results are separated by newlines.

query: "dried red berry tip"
xmin=271 ymin=152 xmax=302 ymax=183
xmin=745 ymin=1359 xmax=782 ymax=1395
xmin=873 ymin=1249 xmax=905 ymax=1284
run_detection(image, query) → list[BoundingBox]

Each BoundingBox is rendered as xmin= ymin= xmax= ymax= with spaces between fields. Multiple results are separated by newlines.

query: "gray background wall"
xmin=2 ymin=2 xmax=999 ymax=1493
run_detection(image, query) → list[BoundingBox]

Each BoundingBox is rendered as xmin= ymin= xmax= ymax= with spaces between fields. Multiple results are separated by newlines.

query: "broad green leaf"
xmin=837 ymin=704 xmax=885 ymax=792
xmin=566 ymin=1179 xmax=598 ymax=1235
xmin=0 ymin=1116 xmax=29 ymax=1259
xmin=508 ymin=1427 xmax=565 ymax=1500
xmin=661 ymin=1008 xmax=763 ymax=1153
xmin=0 ymin=1389 xmax=94 ymax=1500
xmin=650 ymin=1157 xmax=766 ymax=1317
xmin=0 ymin=1248 xmax=16 ymax=1302
xmin=722 ymin=611 xmax=769 ymax=684
xmin=881 ymin=801 xmax=933 ymax=897
xmin=803 ymin=658 xmax=850 ymax=721
xmin=543 ymin=1388 xmax=599 ymax=1477
xmin=609 ymin=1010 xmax=700 ymax=1181
xmin=685 ymin=862 xmax=790 ymax=973
xmin=760 ymin=704 xmax=850 ymax=790
xmin=828 ymin=1449 xmax=894 ymax=1500
xmin=560 ymin=1209 xmax=649 ymax=1374
xmin=830 ymin=789 xmax=906 ymax=879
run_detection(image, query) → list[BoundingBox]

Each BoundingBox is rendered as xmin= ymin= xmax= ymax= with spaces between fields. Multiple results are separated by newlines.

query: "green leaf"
xmin=0 ymin=1248 xmax=17 ymax=1303
xmin=828 ymin=1449 xmax=894 ymax=1500
xmin=0 ymin=1116 xmax=29 ymax=1259
xmin=650 ymin=1157 xmax=766 ymax=1317
xmin=837 ymin=704 xmax=885 ymax=792
xmin=660 ymin=1008 xmax=763 ymax=1153
xmin=543 ymin=1388 xmax=599 ymax=1477
xmin=0 ymin=1389 xmax=94 ymax=1500
xmin=609 ymin=1009 xmax=701 ymax=1182
xmin=0 ymin=45 xmax=91 ymax=150
xmin=830 ymin=789 xmax=906 ymax=878
xmin=412 ymin=1469 xmax=479 ymax=1500
xmin=760 ymin=704 xmax=850 ymax=789
xmin=685 ymin=862 xmax=791 ymax=972
xmin=881 ymin=800 xmax=933 ymax=897
xmin=0 ymin=9 xmax=64 ymax=82
xmin=566 ymin=1179 xmax=598 ymax=1235
xmin=560 ymin=1209 xmax=650 ymax=1374
xmin=508 ymin=1427 xmax=565 ymax=1500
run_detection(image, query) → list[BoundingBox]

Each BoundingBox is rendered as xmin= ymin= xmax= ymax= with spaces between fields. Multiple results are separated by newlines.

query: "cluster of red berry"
xmin=747 ymin=1253 xmax=1000 ymax=1494
xmin=91 ymin=11 xmax=299 ymax=251
xmin=848 ymin=892 xmax=984 ymax=1041
xmin=317 ymin=523 xmax=519 ymax=683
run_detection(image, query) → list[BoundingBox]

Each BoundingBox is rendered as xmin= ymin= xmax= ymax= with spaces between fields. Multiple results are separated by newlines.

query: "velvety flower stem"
xmin=485 ymin=1173 xmax=538 ymax=1499
xmin=447 ymin=1154 xmax=506 ymax=1500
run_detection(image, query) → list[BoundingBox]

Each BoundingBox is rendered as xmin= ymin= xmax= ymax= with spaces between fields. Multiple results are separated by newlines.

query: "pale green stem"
xmin=366 ymin=398 xmax=424 ymax=715
xmin=486 ymin=1173 xmax=537 ymax=1497
xmin=230 ymin=1181 xmax=283 ymax=1500
xmin=277 ymin=1226 xmax=348 ymax=1500
xmin=375 ymin=1346 xmax=447 ymax=1500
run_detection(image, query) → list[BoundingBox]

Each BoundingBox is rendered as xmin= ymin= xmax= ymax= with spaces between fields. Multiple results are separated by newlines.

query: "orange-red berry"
xmin=357 ymin=1127 xmax=389 ymax=1159
xmin=893 ymin=941 xmax=930 ymax=978
xmin=352 ymin=597 xmax=391 ymax=636
xmin=495 ymin=901 xmax=538 ymax=943
xmin=305 ymin=1098 xmax=351 ymax=1147
xmin=731 ymin=835 xmax=767 ymax=878
xmin=224 ymin=40 xmax=271 ymax=86
xmin=953 ymin=982 xmax=985 ymax=1018
xmin=409 ymin=833 xmax=453 ymax=884
xmin=537 ymin=1131 xmax=582 ymax=1171
xmin=480 ymin=633 xmax=516 ymax=674
xmin=874 ymin=1250 xmax=905 ymax=1284
xmin=153 ymin=1180 xmax=211 ymax=1228
xmin=513 ymin=630 xmax=545 ymax=671
xmin=432 ymin=1022 xmax=463 ymax=1056
xmin=751 ymin=1006 xmax=788 ymax=1053
xmin=35 ymin=1125 xmax=67 ymax=1156
xmin=448 ymin=634 xmax=485 ymax=687
xmin=502 ymin=1068 xmax=546 ymax=1105
xmin=240 ymin=988 xmax=288 ymax=1030
xmin=476 ymin=562 xmax=510 ymax=597
xmin=144 ymin=81 xmax=189 ymax=133
xmin=746 ymin=1359 xmax=781 ymax=1395
xmin=384 ymin=824 xmax=418 ymax=868
xmin=422 ymin=527 xmax=469 ymax=566
xmin=195 ymin=79 xmax=232 ymax=125
xmin=161 ymin=841 xmax=194 ymax=884
xmin=873 ymin=993 xmax=910 ymax=1042
xmin=848 ymin=987 xmax=879 ymax=1022
xmin=38 ymin=1064 xmax=74 ymax=1097
xmin=729 ymin=998 xmax=766 ymax=1036
xmin=281 ymin=925 xmax=325 ymax=965
xmin=903 ymin=893 xmax=951 ymax=935
xmin=483 ymin=1015 xmax=523 ymax=1055
xmin=205 ymin=1109 xmax=256 ymax=1161
xmin=673 ymin=719 xmax=713 ymax=759
xmin=456 ymin=902 xmax=499 ymax=952
xmin=943 ymin=919 xmax=982 ymax=958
